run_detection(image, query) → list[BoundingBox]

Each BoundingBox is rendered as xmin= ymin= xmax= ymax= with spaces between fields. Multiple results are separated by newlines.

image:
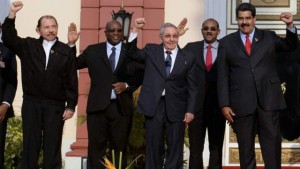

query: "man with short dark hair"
xmin=2 ymin=1 xmax=78 ymax=168
xmin=67 ymin=20 xmax=143 ymax=169
xmin=183 ymin=18 xmax=225 ymax=169
xmin=218 ymin=2 xmax=298 ymax=168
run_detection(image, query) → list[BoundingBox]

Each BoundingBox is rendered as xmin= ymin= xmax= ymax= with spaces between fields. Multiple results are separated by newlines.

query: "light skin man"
xmin=2 ymin=1 xmax=78 ymax=168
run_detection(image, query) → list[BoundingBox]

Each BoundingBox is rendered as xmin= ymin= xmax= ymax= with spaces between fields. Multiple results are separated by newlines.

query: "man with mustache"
xmin=218 ymin=2 xmax=298 ymax=169
xmin=183 ymin=18 xmax=225 ymax=169
xmin=1 ymin=1 xmax=78 ymax=168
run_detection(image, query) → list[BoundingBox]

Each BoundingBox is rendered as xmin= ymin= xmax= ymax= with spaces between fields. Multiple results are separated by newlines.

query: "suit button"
xmin=251 ymin=69 xmax=254 ymax=72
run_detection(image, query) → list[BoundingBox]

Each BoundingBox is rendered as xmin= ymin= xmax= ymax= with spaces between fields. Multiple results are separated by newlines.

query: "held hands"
xmin=9 ymin=1 xmax=23 ymax=18
xmin=0 ymin=104 xmax=9 ymax=123
xmin=68 ymin=22 xmax=80 ymax=45
xmin=132 ymin=18 xmax=146 ymax=33
xmin=221 ymin=106 xmax=235 ymax=124
xmin=63 ymin=109 xmax=74 ymax=120
xmin=280 ymin=12 xmax=294 ymax=28
xmin=177 ymin=17 xmax=189 ymax=36
xmin=112 ymin=82 xmax=127 ymax=95
xmin=183 ymin=112 xmax=194 ymax=124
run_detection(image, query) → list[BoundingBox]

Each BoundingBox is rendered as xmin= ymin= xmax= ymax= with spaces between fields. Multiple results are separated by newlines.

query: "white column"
xmin=205 ymin=0 xmax=227 ymax=38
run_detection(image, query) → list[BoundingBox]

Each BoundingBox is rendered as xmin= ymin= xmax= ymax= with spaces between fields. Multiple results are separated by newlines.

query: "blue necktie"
xmin=109 ymin=47 xmax=116 ymax=71
xmin=165 ymin=51 xmax=172 ymax=77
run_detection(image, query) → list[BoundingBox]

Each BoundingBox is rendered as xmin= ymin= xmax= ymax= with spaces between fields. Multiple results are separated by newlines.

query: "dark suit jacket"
xmin=0 ymin=43 xmax=17 ymax=118
xmin=76 ymin=42 xmax=143 ymax=116
xmin=129 ymin=41 xmax=198 ymax=122
xmin=183 ymin=41 xmax=217 ymax=114
xmin=218 ymin=28 xmax=298 ymax=117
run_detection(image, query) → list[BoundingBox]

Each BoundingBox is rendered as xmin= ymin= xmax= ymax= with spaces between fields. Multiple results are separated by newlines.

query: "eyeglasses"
xmin=163 ymin=34 xmax=179 ymax=39
xmin=202 ymin=27 xmax=218 ymax=31
xmin=107 ymin=29 xmax=122 ymax=33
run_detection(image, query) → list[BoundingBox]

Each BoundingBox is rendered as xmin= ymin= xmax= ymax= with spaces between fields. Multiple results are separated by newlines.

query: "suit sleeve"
xmin=217 ymin=43 xmax=230 ymax=108
xmin=75 ymin=46 xmax=90 ymax=70
xmin=126 ymin=38 xmax=147 ymax=62
xmin=2 ymin=50 xmax=17 ymax=105
xmin=2 ymin=17 xmax=25 ymax=57
xmin=186 ymin=53 xmax=199 ymax=114
xmin=65 ymin=49 xmax=79 ymax=111
xmin=125 ymin=60 xmax=144 ymax=93
xmin=274 ymin=28 xmax=298 ymax=52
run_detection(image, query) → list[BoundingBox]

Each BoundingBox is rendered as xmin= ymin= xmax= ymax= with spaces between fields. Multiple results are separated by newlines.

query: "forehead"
xmin=163 ymin=27 xmax=178 ymax=35
xmin=203 ymin=20 xmax=218 ymax=27
xmin=108 ymin=22 xmax=122 ymax=29
xmin=40 ymin=18 xmax=57 ymax=26
xmin=238 ymin=11 xmax=253 ymax=18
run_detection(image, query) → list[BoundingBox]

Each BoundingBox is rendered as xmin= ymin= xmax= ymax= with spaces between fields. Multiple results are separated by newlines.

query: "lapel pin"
xmin=255 ymin=38 xmax=258 ymax=42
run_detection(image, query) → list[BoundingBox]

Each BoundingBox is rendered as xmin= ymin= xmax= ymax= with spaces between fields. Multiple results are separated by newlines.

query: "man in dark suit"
xmin=2 ymin=2 xmax=78 ymax=168
xmin=130 ymin=19 xmax=200 ymax=169
xmin=0 ymin=22 xmax=17 ymax=169
xmin=217 ymin=3 xmax=298 ymax=169
xmin=68 ymin=20 xmax=143 ymax=169
xmin=183 ymin=18 xmax=225 ymax=169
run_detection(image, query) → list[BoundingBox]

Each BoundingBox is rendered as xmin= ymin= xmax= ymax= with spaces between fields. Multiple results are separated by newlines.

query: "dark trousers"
xmin=21 ymin=99 xmax=65 ymax=169
xmin=232 ymin=106 xmax=281 ymax=169
xmin=145 ymin=98 xmax=185 ymax=169
xmin=188 ymin=107 xmax=225 ymax=169
xmin=0 ymin=117 xmax=8 ymax=169
xmin=87 ymin=101 xmax=131 ymax=169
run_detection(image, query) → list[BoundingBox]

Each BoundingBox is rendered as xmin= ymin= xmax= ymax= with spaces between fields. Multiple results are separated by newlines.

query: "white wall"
xmin=165 ymin=0 xmax=205 ymax=47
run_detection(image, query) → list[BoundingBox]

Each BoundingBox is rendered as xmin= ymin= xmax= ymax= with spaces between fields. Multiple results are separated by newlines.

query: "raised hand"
xmin=68 ymin=22 xmax=80 ymax=45
xmin=132 ymin=18 xmax=146 ymax=33
xmin=177 ymin=17 xmax=189 ymax=36
xmin=9 ymin=1 xmax=23 ymax=18
xmin=280 ymin=12 xmax=294 ymax=28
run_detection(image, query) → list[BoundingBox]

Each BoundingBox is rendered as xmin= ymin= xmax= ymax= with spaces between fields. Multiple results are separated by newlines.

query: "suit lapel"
xmin=154 ymin=44 xmax=167 ymax=78
xmin=100 ymin=43 xmax=113 ymax=72
xmin=250 ymin=28 xmax=265 ymax=66
xmin=250 ymin=28 xmax=263 ymax=57
xmin=169 ymin=47 xmax=185 ymax=78
xmin=114 ymin=43 xmax=126 ymax=72
xmin=197 ymin=41 xmax=206 ymax=71
xmin=233 ymin=31 xmax=249 ymax=56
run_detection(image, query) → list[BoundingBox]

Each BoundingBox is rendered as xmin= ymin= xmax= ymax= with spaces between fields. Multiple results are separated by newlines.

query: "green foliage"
xmin=126 ymin=90 xmax=146 ymax=169
xmin=4 ymin=116 xmax=43 ymax=168
xmin=4 ymin=117 xmax=23 ymax=168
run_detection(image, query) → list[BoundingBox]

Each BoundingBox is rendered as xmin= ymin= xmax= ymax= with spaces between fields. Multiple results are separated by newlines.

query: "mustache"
xmin=206 ymin=32 xmax=212 ymax=36
xmin=241 ymin=23 xmax=250 ymax=27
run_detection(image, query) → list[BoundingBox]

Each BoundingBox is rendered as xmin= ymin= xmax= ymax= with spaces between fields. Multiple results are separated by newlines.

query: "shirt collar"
xmin=42 ymin=39 xmax=57 ymax=46
xmin=106 ymin=41 xmax=122 ymax=51
xmin=204 ymin=40 xmax=219 ymax=49
xmin=239 ymin=28 xmax=256 ymax=40
xmin=164 ymin=46 xmax=178 ymax=55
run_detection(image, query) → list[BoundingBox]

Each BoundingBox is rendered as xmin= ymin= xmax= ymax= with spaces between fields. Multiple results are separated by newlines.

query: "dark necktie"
xmin=206 ymin=44 xmax=212 ymax=71
xmin=165 ymin=51 xmax=172 ymax=77
xmin=245 ymin=34 xmax=251 ymax=55
xmin=109 ymin=47 xmax=116 ymax=70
